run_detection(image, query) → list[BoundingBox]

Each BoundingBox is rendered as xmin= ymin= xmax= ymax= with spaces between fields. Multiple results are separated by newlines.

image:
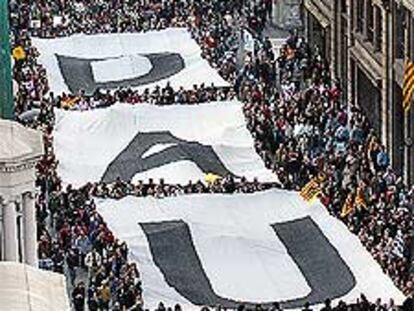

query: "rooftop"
xmin=0 ymin=262 xmax=70 ymax=311
xmin=0 ymin=119 xmax=44 ymax=164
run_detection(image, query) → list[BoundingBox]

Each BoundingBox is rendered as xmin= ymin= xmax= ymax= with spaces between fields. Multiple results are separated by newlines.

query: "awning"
xmin=0 ymin=262 xmax=70 ymax=311
xmin=350 ymin=39 xmax=383 ymax=83
xmin=304 ymin=0 xmax=330 ymax=28
xmin=402 ymin=0 xmax=414 ymax=13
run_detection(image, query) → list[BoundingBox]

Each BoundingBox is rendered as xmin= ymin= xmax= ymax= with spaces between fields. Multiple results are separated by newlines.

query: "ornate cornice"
xmin=23 ymin=191 xmax=36 ymax=200
xmin=0 ymin=195 xmax=20 ymax=207
xmin=401 ymin=0 xmax=414 ymax=13
xmin=0 ymin=158 xmax=41 ymax=174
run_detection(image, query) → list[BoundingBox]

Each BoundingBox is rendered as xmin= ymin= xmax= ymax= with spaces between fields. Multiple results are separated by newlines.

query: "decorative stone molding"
xmin=12 ymin=195 xmax=23 ymax=207
xmin=401 ymin=0 xmax=414 ymax=13
xmin=23 ymin=191 xmax=36 ymax=200
xmin=0 ymin=158 xmax=41 ymax=173
xmin=0 ymin=120 xmax=44 ymax=266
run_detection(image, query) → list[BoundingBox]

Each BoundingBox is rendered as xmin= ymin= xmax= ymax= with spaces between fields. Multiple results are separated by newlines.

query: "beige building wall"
xmin=303 ymin=0 xmax=414 ymax=184
xmin=273 ymin=0 xmax=303 ymax=29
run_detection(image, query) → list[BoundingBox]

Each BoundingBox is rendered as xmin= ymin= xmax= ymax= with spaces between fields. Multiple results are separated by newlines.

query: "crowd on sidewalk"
xmin=8 ymin=0 xmax=414 ymax=310
xmin=189 ymin=0 xmax=414 ymax=295
xmin=10 ymin=2 xmax=282 ymax=310
xmin=240 ymin=30 xmax=414 ymax=295
xmin=35 ymin=122 xmax=143 ymax=311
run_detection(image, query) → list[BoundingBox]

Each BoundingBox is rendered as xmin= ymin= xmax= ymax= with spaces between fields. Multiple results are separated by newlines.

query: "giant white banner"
xmin=32 ymin=28 xmax=230 ymax=95
xmin=96 ymin=190 xmax=405 ymax=310
xmin=53 ymin=101 xmax=277 ymax=187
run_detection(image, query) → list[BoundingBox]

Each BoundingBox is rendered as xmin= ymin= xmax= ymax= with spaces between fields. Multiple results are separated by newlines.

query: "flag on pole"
xmin=354 ymin=186 xmax=367 ymax=210
xmin=299 ymin=178 xmax=320 ymax=202
xmin=61 ymin=96 xmax=80 ymax=109
xmin=341 ymin=193 xmax=355 ymax=218
xmin=403 ymin=60 xmax=414 ymax=113
xmin=300 ymin=173 xmax=326 ymax=202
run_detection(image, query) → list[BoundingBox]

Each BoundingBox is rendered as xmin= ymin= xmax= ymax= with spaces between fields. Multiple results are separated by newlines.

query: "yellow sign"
xmin=12 ymin=46 xmax=26 ymax=61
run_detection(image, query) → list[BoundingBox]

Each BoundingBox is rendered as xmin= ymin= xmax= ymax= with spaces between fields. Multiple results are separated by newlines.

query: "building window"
xmin=357 ymin=68 xmax=382 ymax=134
xmin=341 ymin=0 xmax=347 ymax=13
xmin=374 ymin=6 xmax=382 ymax=52
xmin=356 ymin=0 xmax=365 ymax=32
xmin=395 ymin=7 xmax=405 ymax=59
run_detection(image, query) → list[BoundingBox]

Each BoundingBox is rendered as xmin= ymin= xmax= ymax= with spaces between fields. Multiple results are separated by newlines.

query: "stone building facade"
xmin=0 ymin=120 xmax=44 ymax=267
xmin=303 ymin=0 xmax=414 ymax=184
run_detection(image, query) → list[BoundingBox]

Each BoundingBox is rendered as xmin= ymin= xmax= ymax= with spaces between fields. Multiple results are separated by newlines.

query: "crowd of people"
xmin=7 ymin=0 xmax=414 ymax=310
xmin=240 ymin=28 xmax=414 ymax=296
xmin=187 ymin=3 xmax=414 ymax=296
xmin=8 ymin=0 xmax=247 ymax=112
xmin=144 ymin=296 xmax=412 ymax=311
xmin=9 ymin=1 xmax=282 ymax=310
xmin=55 ymin=84 xmax=237 ymax=111
xmin=90 ymin=177 xmax=280 ymax=200
xmin=35 ymin=123 xmax=142 ymax=311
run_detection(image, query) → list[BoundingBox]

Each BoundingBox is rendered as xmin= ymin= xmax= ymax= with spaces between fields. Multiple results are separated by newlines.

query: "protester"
xmin=72 ymin=282 xmax=86 ymax=311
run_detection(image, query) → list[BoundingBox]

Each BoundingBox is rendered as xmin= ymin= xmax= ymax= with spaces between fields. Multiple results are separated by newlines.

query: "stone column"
xmin=3 ymin=198 xmax=18 ymax=262
xmin=23 ymin=192 xmax=37 ymax=267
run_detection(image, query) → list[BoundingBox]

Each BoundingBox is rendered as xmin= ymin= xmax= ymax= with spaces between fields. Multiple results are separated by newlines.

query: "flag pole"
xmin=402 ymin=8 xmax=413 ymax=184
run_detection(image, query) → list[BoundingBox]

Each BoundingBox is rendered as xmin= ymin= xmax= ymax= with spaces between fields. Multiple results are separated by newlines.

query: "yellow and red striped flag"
xmin=403 ymin=60 xmax=414 ymax=113
xmin=354 ymin=186 xmax=367 ymax=210
xmin=300 ymin=177 xmax=320 ymax=202
xmin=341 ymin=193 xmax=355 ymax=218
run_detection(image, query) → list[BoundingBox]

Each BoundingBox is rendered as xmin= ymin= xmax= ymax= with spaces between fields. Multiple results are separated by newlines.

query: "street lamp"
xmin=0 ymin=0 xmax=14 ymax=120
